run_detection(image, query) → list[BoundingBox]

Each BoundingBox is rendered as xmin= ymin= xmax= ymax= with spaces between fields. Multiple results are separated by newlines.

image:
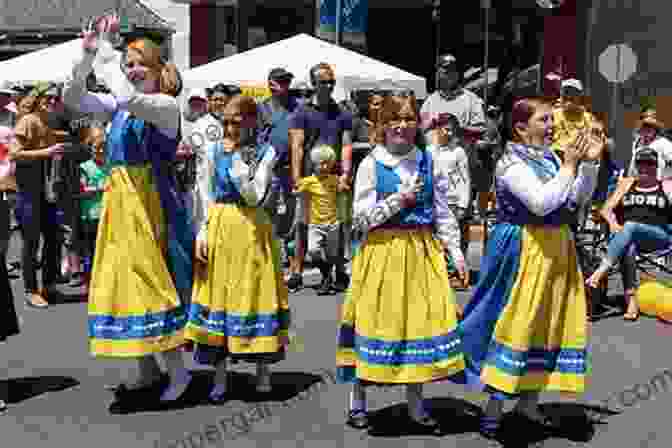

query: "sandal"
xmin=624 ymin=292 xmax=639 ymax=321
xmin=24 ymin=291 xmax=49 ymax=309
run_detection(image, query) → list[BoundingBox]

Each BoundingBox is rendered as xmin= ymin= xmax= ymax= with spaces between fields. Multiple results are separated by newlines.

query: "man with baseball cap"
xmin=628 ymin=107 xmax=672 ymax=180
xmin=257 ymin=67 xmax=298 ymax=269
xmin=420 ymin=54 xmax=487 ymax=143
xmin=551 ymin=78 xmax=596 ymax=160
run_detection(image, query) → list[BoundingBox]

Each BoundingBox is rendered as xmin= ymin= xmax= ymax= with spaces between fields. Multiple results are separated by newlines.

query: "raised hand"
xmin=80 ymin=16 xmax=99 ymax=52
xmin=584 ymin=127 xmax=607 ymax=161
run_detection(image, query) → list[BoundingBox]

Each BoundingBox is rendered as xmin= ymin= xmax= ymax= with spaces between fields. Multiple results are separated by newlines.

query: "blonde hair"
xmin=310 ymin=144 xmax=336 ymax=165
xmin=126 ymin=38 xmax=182 ymax=97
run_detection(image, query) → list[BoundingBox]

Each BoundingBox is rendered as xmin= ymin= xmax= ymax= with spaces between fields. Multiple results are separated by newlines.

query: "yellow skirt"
xmin=185 ymin=204 xmax=290 ymax=356
xmin=88 ymin=165 xmax=185 ymax=357
xmin=481 ymin=225 xmax=588 ymax=395
xmin=336 ymin=227 xmax=465 ymax=384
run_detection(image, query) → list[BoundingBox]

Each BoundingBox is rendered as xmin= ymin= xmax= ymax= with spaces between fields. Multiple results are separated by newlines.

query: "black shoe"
xmin=333 ymin=272 xmax=349 ymax=292
xmin=346 ymin=409 xmax=369 ymax=429
xmin=317 ymin=276 xmax=334 ymax=295
xmin=479 ymin=415 xmax=501 ymax=440
xmin=287 ymin=274 xmax=303 ymax=293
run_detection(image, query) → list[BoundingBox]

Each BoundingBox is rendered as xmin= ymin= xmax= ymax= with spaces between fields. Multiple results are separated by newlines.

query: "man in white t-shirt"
xmin=628 ymin=108 xmax=672 ymax=180
xmin=420 ymin=54 xmax=487 ymax=144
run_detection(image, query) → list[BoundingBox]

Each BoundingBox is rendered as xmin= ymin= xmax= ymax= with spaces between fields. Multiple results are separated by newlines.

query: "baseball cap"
xmin=187 ymin=88 xmax=208 ymax=102
xmin=635 ymin=147 xmax=658 ymax=163
xmin=436 ymin=54 xmax=457 ymax=69
xmin=268 ymin=67 xmax=294 ymax=81
xmin=561 ymin=78 xmax=584 ymax=92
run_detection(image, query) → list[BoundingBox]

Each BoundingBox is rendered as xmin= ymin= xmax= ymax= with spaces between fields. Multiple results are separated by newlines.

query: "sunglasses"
xmin=221 ymin=120 xmax=242 ymax=128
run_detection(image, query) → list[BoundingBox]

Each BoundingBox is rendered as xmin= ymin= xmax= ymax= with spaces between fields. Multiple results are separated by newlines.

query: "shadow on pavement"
xmin=228 ymin=370 xmax=328 ymax=403
xmin=107 ymin=370 xmax=328 ymax=414
xmin=1 ymin=376 xmax=80 ymax=404
xmin=365 ymin=397 xmax=481 ymax=437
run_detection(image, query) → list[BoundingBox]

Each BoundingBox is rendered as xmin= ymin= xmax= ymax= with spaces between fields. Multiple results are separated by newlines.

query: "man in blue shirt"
xmin=257 ymin=68 xmax=299 ymax=267
xmin=287 ymin=63 xmax=354 ymax=293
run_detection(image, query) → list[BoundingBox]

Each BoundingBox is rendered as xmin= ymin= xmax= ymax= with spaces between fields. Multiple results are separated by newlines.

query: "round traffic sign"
xmin=599 ymin=43 xmax=637 ymax=83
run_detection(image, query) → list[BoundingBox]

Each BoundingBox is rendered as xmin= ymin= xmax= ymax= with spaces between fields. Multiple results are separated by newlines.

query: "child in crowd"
xmin=428 ymin=112 xmax=471 ymax=287
xmin=78 ymin=126 xmax=108 ymax=295
xmin=296 ymin=145 xmax=344 ymax=295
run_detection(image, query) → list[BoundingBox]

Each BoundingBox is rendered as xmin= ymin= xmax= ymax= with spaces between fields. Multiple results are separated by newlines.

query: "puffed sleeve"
xmin=62 ymin=48 xmax=116 ymax=119
xmin=496 ymin=155 xmax=575 ymax=216
xmin=433 ymin=159 xmax=466 ymax=271
xmin=195 ymin=144 xmax=216 ymax=243
xmin=93 ymin=40 xmax=178 ymax=137
xmin=351 ymin=155 xmax=404 ymax=236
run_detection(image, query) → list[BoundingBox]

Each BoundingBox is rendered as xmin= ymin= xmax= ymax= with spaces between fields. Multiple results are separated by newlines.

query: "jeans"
xmin=607 ymin=221 xmax=672 ymax=265
xmin=16 ymin=192 xmax=62 ymax=292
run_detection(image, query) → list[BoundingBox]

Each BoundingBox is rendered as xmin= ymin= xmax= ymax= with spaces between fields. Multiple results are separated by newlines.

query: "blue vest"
xmin=374 ymin=149 xmax=434 ymax=228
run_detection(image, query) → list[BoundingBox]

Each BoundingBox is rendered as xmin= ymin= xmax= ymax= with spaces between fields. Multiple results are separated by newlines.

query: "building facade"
xmin=0 ymin=0 xmax=175 ymax=62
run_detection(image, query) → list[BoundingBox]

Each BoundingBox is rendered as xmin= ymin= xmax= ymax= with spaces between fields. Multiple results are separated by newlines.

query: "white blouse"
xmin=194 ymin=144 xmax=278 ymax=242
xmin=495 ymin=146 xmax=600 ymax=217
xmin=62 ymin=41 xmax=179 ymax=138
xmin=352 ymin=145 xmax=465 ymax=270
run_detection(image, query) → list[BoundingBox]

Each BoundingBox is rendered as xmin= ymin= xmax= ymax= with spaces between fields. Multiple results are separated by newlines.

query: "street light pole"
xmin=433 ymin=0 xmax=441 ymax=90
xmin=335 ymin=0 xmax=343 ymax=46
xmin=483 ymin=0 xmax=490 ymax=110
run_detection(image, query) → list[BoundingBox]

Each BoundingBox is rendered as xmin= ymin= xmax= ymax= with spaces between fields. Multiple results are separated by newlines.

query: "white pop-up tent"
xmin=0 ymin=39 xmax=85 ymax=86
xmin=183 ymin=33 xmax=427 ymax=100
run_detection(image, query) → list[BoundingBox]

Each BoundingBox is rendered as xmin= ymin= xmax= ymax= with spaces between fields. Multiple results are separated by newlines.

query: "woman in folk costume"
xmin=336 ymin=93 xmax=466 ymax=433
xmin=455 ymin=97 xmax=603 ymax=438
xmin=186 ymin=95 xmax=290 ymax=404
xmin=62 ymin=14 xmax=194 ymax=406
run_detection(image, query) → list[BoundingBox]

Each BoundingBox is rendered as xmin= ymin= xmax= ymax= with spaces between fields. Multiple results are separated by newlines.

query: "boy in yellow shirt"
xmin=296 ymin=145 xmax=344 ymax=295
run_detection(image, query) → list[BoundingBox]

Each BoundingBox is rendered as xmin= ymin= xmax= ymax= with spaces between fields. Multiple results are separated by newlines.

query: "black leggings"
xmin=16 ymin=192 xmax=62 ymax=292
xmin=0 ymin=193 xmax=9 ymax=257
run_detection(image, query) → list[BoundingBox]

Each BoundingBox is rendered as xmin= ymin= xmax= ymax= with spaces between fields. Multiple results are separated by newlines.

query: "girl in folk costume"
xmin=336 ymin=93 xmax=466 ymax=433
xmin=62 ymin=14 xmax=194 ymax=406
xmin=455 ymin=97 xmax=602 ymax=438
xmin=186 ymin=95 xmax=290 ymax=404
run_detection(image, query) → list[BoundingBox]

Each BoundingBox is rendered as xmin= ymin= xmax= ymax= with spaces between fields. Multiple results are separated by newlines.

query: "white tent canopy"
xmin=183 ymin=33 xmax=427 ymax=99
xmin=0 ymin=39 xmax=85 ymax=86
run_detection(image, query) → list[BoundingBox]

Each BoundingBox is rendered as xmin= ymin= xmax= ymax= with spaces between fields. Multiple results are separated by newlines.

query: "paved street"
xmin=2 ymin=226 xmax=672 ymax=448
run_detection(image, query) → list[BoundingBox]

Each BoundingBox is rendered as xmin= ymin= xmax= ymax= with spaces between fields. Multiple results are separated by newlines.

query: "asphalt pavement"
xmin=2 ymin=226 xmax=672 ymax=448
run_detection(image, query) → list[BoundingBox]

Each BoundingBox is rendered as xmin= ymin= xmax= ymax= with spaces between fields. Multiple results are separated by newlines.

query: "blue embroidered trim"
xmin=484 ymin=341 xmax=587 ymax=376
xmin=187 ymin=303 xmax=291 ymax=337
xmin=338 ymin=326 xmax=462 ymax=366
xmin=88 ymin=306 xmax=186 ymax=340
